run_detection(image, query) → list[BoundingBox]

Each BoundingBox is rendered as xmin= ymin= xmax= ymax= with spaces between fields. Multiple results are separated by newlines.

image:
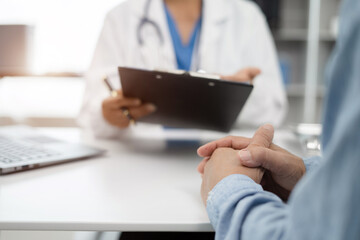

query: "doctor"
xmin=79 ymin=0 xmax=287 ymax=138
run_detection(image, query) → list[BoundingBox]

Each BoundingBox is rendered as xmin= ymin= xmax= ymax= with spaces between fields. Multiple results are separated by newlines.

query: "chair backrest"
xmin=0 ymin=25 xmax=34 ymax=77
xmin=0 ymin=117 xmax=15 ymax=126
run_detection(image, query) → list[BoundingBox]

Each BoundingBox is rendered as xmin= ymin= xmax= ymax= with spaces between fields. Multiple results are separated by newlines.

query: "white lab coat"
xmin=78 ymin=0 xmax=287 ymax=138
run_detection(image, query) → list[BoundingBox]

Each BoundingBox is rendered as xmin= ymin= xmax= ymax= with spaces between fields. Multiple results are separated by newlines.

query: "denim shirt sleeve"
xmin=207 ymin=174 xmax=290 ymax=240
xmin=206 ymin=157 xmax=323 ymax=240
xmin=206 ymin=1 xmax=360 ymax=239
xmin=303 ymin=156 xmax=322 ymax=173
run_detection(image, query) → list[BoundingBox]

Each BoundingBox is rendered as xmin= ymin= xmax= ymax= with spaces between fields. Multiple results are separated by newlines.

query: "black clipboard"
xmin=119 ymin=67 xmax=253 ymax=132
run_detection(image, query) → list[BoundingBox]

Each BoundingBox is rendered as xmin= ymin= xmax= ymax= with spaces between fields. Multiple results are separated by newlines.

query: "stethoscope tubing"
xmin=137 ymin=0 xmax=164 ymax=45
xmin=137 ymin=0 xmax=202 ymax=71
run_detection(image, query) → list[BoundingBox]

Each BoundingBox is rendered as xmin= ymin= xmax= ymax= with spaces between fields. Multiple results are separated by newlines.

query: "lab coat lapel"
xmin=199 ymin=0 xmax=229 ymax=72
xmin=130 ymin=0 xmax=176 ymax=70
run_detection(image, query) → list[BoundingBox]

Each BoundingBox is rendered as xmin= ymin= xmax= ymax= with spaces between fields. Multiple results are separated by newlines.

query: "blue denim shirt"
xmin=206 ymin=0 xmax=360 ymax=239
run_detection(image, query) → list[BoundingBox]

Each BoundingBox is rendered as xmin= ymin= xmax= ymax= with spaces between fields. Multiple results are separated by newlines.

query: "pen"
xmin=103 ymin=76 xmax=136 ymax=125
xmin=103 ymin=76 xmax=119 ymax=97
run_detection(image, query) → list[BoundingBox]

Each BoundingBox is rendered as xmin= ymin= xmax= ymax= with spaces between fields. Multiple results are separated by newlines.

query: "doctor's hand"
xmin=221 ymin=67 xmax=261 ymax=84
xmin=198 ymin=124 xmax=306 ymax=201
xmin=199 ymin=147 xmax=264 ymax=206
xmin=102 ymin=90 xmax=156 ymax=129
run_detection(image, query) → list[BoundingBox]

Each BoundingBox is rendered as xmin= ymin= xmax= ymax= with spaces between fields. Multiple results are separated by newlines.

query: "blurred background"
xmin=0 ymin=0 xmax=341 ymax=127
xmin=0 ymin=0 xmax=121 ymax=129
xmin=0 ymin=0 xmax=341 ymax=239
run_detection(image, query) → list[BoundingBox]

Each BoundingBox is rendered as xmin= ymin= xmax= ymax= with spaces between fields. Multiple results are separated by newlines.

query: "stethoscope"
xmin=137 ymin=0 xmax=164 ymax=46
xmin=136 ymin=0 xmax=202 ymax=70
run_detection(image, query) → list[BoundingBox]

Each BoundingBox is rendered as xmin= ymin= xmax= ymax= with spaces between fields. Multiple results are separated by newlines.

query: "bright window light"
xmin=0 ymin=0 xmax=123 ymax=74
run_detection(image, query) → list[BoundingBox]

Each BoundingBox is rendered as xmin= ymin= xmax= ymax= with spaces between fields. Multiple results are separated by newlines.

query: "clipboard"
xmin=118 ymin=67 xmax=253 ymax=132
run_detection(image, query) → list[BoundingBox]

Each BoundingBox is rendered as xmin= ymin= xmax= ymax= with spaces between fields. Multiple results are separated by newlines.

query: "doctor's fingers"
xmin=129 ymin=103 xmax=157 ymax=120
xmin=237 ymin=67 xmax=261 ymax=81
xmin=104 ymin=96 xmax=142 ymax=110
xmin=245 ymin=67 xmax=261 ymax=78
xmin=197 ymin=136 xmax=251 ymax=158
xmin=221 ymin=67 xmax=261 ymax=83
xmin=105 ymin=111 xmax=133 ymax=128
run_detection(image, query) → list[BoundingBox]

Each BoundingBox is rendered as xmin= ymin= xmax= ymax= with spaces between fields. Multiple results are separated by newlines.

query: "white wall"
xmin=0 ymin=0 xmax=124 ymax=74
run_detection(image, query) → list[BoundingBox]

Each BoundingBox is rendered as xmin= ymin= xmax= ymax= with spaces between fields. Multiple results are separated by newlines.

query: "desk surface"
xmin=0 ymin=127 xmax=304 ymax=231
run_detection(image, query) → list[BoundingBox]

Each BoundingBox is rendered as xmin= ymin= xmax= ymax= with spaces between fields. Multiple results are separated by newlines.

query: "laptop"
xmin=0 ymin=126 xmax=105 ymax=175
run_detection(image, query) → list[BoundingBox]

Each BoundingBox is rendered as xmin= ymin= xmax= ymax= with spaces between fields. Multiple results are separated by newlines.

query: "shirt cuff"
xmin=206 ymin=174 xmax=263 ymax=227
xmin=303 ymin=155 xmax=322 ymax=173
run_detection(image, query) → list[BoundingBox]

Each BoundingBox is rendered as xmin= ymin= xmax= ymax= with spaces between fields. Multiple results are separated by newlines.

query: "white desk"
xmin=0 ymin=127 xmax=304 ymax=232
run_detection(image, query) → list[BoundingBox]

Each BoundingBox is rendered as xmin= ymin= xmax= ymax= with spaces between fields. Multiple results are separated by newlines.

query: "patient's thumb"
xmin=238 ymin=149 xmax=259 ymax=167
xmin=239 ymin=147 xmax=282 ymax=174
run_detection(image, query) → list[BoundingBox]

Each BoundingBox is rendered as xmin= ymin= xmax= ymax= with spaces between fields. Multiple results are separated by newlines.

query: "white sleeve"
xmin=77 ymin=12 xmax=131 ymax=139
xmin=235 ymin=3 xmax=288 ymax=128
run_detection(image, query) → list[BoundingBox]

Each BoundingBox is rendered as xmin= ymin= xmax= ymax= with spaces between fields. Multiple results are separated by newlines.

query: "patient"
xmin=197 ymin=0 xmax=360 ymax=238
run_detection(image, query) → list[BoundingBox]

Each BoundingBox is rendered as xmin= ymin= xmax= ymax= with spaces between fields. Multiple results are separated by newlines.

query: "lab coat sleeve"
xmin=78 ymin=11 xmax=131 ymax=139
xmin=236 ymin=3 xmax=288 ymax=128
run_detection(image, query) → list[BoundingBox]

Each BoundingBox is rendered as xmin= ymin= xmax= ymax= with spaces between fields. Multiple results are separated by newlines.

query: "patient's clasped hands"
xmin=197 ymin=124 xmax=306 ymax=205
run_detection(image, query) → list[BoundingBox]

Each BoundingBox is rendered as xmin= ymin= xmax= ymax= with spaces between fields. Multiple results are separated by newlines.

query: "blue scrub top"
xmin=164 ymin=5 xmax=202 ymax=71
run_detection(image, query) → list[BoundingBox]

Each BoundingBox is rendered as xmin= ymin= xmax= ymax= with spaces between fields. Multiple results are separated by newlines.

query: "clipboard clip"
xmin=154 ymin=68 xmax=221 ymax=80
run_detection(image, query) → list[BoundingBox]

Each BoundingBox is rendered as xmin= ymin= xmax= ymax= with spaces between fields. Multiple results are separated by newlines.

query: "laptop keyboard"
xmin=0 ymin=136 xmax=60 ymax=164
